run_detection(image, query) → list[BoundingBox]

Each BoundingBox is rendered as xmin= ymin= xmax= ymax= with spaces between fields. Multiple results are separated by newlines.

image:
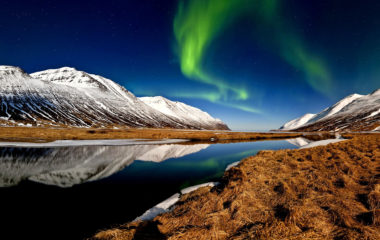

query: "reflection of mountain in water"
xmin=0 ymin=144 xmax=209 ymax=188
xmin=286 ymin=137 xmax=313 ymax=148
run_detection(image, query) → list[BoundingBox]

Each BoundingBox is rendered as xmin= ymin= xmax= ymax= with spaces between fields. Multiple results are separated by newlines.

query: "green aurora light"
xmin=173 ymin=0 xmax=332 ymax=113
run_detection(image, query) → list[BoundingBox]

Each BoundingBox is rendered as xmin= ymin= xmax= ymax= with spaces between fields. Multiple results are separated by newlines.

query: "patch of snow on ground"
xmin=181 ymin=182 xmax=219 ymax=195
xmin=135 ymin=193 xmax=181 ymax=221
xmin=136 ymin=182 xmax=219 ymax=221
xmin=300 ymin=139 xmax=346 ymax=149
xmin=225 ymin=161 xmax=240 ymax=171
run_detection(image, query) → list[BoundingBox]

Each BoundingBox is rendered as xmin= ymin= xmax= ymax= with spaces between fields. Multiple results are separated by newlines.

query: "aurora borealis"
xmin=173 ymin=0 xmax=332 ymax=113
xmin=174 ymin=0 xmax=250 ymax=105
xmin=1 ymin=0 xmax=380 ymax=129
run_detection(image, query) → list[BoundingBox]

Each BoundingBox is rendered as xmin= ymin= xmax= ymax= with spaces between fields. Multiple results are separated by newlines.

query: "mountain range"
xmin=280 ymin=90 xmax=380 ymax=131
xmin=0 ymin=66 xmax=229 ymax=130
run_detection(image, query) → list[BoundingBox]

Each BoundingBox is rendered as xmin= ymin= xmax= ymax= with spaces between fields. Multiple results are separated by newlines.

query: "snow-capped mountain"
xmin=140 ymin=96 xmax=228 ymax=130
xmin=280 ymin=113 xmax=316 ymax=130
xmin=0 ymin=66 xmax=228 ymax=130
xmin=0 ymin=143 xmax=210 ymax=187
xmin=280 ymin=89 xmax=380 ymax=131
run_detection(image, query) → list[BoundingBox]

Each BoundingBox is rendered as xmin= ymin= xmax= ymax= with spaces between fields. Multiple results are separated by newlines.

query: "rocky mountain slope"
xmin=0 ymin=66 xmax=229 ymax=130
xmin=280 ymin=90 xmax=380 ymax=131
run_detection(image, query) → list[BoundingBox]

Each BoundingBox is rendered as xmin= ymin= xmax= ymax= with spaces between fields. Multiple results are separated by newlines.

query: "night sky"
xmin=1 ymin=0 xmax=380 ymax=130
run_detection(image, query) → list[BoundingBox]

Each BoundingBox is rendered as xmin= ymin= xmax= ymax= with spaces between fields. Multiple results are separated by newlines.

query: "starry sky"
xmin=1 ymin=0 xmax=380 ymax=130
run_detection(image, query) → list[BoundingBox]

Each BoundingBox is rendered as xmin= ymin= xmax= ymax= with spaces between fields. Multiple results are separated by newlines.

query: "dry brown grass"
xmin=0 ymin=126 xmax=303 ymax=143
xmin=91 ymin=134 xmax=380 ymax=240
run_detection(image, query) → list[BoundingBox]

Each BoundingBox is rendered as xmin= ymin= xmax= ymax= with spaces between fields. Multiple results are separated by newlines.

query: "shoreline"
xmin=90 ymin=134 xmax=380 ymax=240
xmin=119 ymin=138 xmax=348 ymax=226
xmin=0 ymin=138 xmax=189 ymax=147
xmin=0 ymin=126 xmax=308 ymax=143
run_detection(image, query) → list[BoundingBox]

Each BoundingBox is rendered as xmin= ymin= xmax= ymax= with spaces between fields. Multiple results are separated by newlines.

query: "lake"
xmin=0 ymin=139 xmax=298 ymax=240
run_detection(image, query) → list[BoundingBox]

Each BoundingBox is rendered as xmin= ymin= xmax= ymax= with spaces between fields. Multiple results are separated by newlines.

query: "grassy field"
xmin=91 ymin=134 xmax=380 ymax=240
xmin=0 ymin=127 xmax=306 ymax=142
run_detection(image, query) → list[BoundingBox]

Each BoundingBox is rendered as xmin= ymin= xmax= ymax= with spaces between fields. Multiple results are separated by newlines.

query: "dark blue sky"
xmin=1 ymin=0 xmax=380 ymax=130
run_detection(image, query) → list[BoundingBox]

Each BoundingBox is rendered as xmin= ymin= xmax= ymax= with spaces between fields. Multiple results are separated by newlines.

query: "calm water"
xmin=0 ymin=140 xmax=297 ymax=240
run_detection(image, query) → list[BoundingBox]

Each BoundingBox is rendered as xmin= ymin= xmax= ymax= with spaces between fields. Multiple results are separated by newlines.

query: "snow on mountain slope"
xmin=280 ymin=89 xmax=380 ymax=131
xmin=280 ymin=113 xmax=316 ymax=130
xmin=307 ymin=93 xmax=363 ymax=124
xmin=0 ymin=143 xmax=210 ymax=187
xmin=0 ymin=66 xmax=229 ymax=130
xmin=140 ymin=96 xmax=229 ymax=130
xmin=31 ymin=67 xmax=107 ymax=89
xmin=30 ymin=67 xmax=179 ymax=127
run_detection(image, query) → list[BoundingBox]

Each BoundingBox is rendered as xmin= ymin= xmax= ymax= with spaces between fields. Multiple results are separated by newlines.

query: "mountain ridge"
xmin=280 ymin=89 xmax=380 ymax=131
xmin=0 ymin=66 xmax=229 ymax=130
xmin=140 ymin=96 xmax=227 ymax=130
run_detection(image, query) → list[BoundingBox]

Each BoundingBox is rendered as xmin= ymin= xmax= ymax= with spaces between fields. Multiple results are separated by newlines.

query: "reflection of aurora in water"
xmin=118 ymin=140 xmax=297 ymax=190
